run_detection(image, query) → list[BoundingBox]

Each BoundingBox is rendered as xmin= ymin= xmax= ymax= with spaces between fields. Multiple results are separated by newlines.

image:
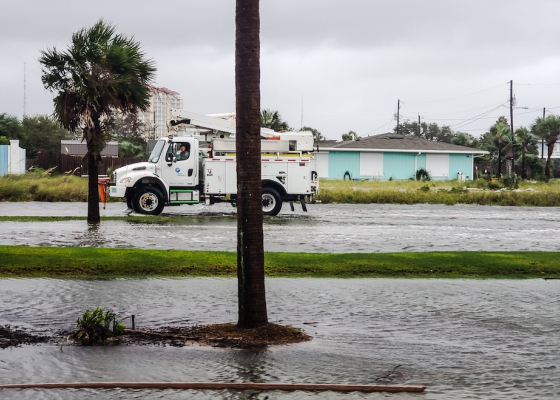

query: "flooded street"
xmin=1 ymin=278 xmax=559 ymax=399
xmin=2 ymin=202 xmax=560 ymax=252
xmin=1 ymin=202 xmax=560 ymax=399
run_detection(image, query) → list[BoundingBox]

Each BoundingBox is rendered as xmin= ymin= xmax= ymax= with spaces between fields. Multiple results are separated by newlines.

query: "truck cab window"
xmin=176 ymin=143 xmax=190 ymax=161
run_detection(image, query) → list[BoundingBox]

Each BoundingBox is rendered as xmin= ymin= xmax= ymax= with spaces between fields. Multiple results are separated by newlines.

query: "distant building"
xmin=61 ymin=140 xmax=118 ymax=157
xmin=536 ymin=140 xmax=560 ymax=159
xmin=139 ymin=85 xmax=184 ymax=140
xmin=0 ymin=140 xmax=26 ymax=176
xmin=314 ymin=133 xmax=488 ymax=181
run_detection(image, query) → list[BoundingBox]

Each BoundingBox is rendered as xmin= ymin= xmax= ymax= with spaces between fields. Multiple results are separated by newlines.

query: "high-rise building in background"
xmin=139 ymin=85 xmax=184 ymax=139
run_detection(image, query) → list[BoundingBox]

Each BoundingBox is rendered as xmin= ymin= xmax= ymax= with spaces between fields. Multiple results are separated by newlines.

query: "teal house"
xmin=315 ymin=133 xmax=488 ymax=181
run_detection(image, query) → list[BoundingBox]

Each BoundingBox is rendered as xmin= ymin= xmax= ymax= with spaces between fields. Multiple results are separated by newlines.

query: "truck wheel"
xmin=262 ymin=187 xmax=282 ymax=216
xmin=133 ymin=187 xmax=164 ymax=215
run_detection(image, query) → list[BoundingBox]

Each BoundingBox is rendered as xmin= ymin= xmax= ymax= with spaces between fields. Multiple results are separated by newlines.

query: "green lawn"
xmin=0 ymin=246 xmax=558 ymax=279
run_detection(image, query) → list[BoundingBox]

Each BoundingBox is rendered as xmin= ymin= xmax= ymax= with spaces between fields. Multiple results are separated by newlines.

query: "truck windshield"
xmin=148 ymin=140 xmax=166 ymax=163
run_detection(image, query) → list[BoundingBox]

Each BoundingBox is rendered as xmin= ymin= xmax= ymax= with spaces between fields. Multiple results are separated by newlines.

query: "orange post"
xmin=98 ymin=178 xmax=111 ymax=210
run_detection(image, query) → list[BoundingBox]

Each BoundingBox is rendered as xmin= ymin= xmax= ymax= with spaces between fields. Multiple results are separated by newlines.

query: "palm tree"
xmin=515 ymin=127 xmax=537 ymax=179
xmin=236 ymin=0 xmax=268 ymax=328
xmin=261 ymin=109 xmax=290 ymax=131
xmin=494 ymin=122 xmax=510 ymax=177
xmin=531 ymin=115 xmax=560 ymax=180
xmin=39 ymin=20 xmax=155 ymax=224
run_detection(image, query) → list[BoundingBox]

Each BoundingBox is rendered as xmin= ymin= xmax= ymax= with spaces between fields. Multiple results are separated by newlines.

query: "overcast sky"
xmin=2 ymin=0 xmax=560 ymax=140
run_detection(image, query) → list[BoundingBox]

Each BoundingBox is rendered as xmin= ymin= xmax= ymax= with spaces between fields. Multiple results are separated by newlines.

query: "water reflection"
xmin=0 ymin=278 xmax=559 ymax=399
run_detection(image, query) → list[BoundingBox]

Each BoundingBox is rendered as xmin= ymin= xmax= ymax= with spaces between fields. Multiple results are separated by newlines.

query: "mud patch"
xmin=0 ymin=325 xmax=49 ymax=349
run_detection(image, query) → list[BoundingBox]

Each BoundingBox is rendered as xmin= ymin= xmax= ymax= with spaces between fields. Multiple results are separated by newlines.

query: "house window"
xmin=359 ymin=152 xmax=383 ymax=176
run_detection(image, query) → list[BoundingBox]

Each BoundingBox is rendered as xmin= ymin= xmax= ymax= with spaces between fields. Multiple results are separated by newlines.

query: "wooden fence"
xmin=36 ymin=151 xmax=145 ymax=175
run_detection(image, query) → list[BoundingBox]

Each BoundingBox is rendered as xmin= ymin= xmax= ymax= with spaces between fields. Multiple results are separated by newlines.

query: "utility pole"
xmin=23 ymin=62 xmax=26 ymax=118
xmin=300 ymin=94 xmax=303 ymax=130
xmin=418 ymin=114 xmax=421 ymax=137
xmin=396 ymin=99 xmax=400 ymax=135
xmin=509 ymin=80 xmax=514 ymax=175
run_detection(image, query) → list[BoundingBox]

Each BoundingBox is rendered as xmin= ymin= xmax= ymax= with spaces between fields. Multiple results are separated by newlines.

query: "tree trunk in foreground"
xmin=235 ymin=0 xmax=268 ymax=328
xmin=86 ymin=127 xmax=101 ymax=224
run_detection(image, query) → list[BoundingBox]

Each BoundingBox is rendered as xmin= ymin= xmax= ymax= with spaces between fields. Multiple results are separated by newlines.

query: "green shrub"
xmin=73 ymin=308 xmax=125 ymax=345
xmin=500 ymin=174 xmax=520 ymax=190
xmin=488 ymin=181 xmax=503 ymax=190
xmin=415 ymin=168 xmax=431 ymax=181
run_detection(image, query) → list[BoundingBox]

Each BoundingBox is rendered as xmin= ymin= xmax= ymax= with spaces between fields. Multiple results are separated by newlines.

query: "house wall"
xmin=448 ymin=154 xmax=473 ymax=180
xmin=324 ymin=150 xmax=475 ymax=181
xmin=383 ymin=153 xmax=416 ymax=180
xmin=0 ymin=141 xmax=26 ymax=176
xmin=328 ymin=151 xmax=360 ymax=179
xmin=0 ymin=145 xmax=8 ymax=176
xmin=416 ymin=153 xmax=426 ymax=171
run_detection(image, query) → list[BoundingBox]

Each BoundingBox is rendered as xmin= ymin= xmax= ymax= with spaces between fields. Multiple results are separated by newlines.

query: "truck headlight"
xmin=119 ymin=177 xmax=132 ymax=184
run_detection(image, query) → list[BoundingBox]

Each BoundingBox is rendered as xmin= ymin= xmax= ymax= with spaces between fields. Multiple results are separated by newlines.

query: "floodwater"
xmin=2 ymin=202 xmax=560 ymax=399
xmin=1 ymin=278 xmax=559 ymax=399
xmin=1 ymin=202 xmax=560 ymax=252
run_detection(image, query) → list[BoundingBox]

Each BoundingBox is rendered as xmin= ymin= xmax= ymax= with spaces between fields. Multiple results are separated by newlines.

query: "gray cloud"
xmin=1 ymin=0 xmax=560 ymax=139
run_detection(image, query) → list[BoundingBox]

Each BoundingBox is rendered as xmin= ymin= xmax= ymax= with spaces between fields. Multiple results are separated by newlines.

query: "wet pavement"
xmin=0 ymin=278 xmax=559 ymax=400
xmin=1 ymin=202 xmax=560 ymax=252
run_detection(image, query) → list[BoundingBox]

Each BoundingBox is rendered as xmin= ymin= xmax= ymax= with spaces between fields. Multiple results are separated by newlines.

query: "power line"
xmin=450 ymin=103 xmax=508 ymax=130
xmin=364 ymin=118 xmax=395 ymax=136
xmin=403 ymin=83 xmax=506 ymax=104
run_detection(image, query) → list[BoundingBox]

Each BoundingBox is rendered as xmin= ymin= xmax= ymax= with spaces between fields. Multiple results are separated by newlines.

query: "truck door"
xmin=161 ymin=138 xmax=197 ymax=187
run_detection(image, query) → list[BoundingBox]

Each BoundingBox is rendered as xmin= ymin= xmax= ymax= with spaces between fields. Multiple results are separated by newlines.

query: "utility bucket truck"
xmin=109 ymin=110 xmax=319 ymax=216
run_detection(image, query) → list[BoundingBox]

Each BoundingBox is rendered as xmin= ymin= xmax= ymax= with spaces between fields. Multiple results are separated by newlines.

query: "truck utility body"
xmin=109 ymin=111 xmax=318 ymax=216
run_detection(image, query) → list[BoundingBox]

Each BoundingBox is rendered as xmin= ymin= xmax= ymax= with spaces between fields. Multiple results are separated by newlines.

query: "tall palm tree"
xmin=236 ymin=0 xmax=268 ymax=328
xmin=39 ymin=20 xmax=155 ymax=224
xmin=494 ymin=122 xmax=510 ymax=177
xmin=532 ymin=116 xmax=560 ymax=180
xmin=515 ymin=127 xmax=537 ymax=179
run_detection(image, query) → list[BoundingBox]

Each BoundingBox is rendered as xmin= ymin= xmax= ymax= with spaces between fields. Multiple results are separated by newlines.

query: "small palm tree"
xmin=515 ymin=127 xmax=537 ymax=179
xmin=39 ymin=20 xmax=156 ymax=223
xmin=531 ymin=115 xmax=560 ymax=180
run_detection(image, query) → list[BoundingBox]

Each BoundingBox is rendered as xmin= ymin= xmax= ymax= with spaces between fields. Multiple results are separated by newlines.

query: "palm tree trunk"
xmin=545 ymin=138 xmax=556 ymax=180
xmin=235 ymin=0 xmax=268 ymax=329
xmin=497 ymin=140 xmax=502 ymax=177
xmin=86 ymin=148 xmax=100 ymax=224
xmin=521 ymin=144 xmax=526 ymax=180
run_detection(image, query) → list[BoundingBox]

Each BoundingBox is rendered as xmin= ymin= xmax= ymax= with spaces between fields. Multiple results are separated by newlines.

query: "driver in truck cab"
xmin=177 ymin=144 xmax=189 ymax=160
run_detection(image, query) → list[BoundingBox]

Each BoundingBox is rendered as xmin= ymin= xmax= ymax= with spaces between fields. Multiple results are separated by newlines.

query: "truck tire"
xmin=133 ymin=186 xmax=165 ymax=215
xmin=262 ymin=187 xmax=282 ymax=216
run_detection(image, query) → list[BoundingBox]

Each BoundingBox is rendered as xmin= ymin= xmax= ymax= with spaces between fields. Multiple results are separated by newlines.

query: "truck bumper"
xmin=109 ymin=185 xmax=127 ymax=198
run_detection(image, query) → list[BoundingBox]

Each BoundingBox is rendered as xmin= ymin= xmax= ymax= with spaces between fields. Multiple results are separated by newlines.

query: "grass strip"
xmin=0 ymin=246 xmax=558 ymax=279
